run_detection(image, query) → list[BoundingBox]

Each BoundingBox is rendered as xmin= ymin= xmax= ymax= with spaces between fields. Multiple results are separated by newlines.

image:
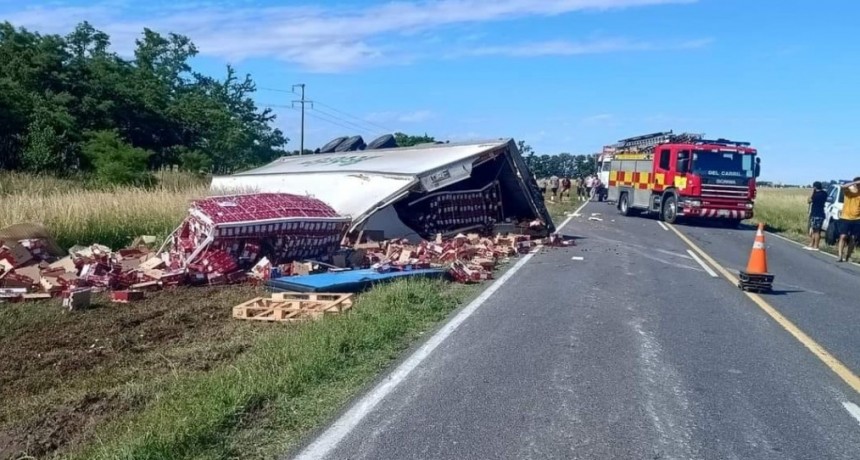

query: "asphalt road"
xmin=294 ymin=200 xmax=860 ymax=460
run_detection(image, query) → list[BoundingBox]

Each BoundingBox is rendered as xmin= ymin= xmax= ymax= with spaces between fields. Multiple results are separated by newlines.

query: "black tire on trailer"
xmin=618 ymin=192 xmax=631 ymax=216
xmin=366 ymin=134 xmax=397 ymax=150
xmin=662 ymin=193 xmax=679 ymax=224
xmin=319 ymin=136 xmax=348 ymax=153
xmin=335 ymin=135 xmax=366 ymax=152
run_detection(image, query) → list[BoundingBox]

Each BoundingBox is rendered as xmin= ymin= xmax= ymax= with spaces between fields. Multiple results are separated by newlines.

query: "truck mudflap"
xmin=682 ymin=208 xmax=752 ymax=219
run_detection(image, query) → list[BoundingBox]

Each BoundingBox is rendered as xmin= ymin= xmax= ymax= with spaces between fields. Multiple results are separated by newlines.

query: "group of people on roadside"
xmin=806 ymin=177 xmax=860 ymax=262
xmin=536 ymin=175 xmax=603 ymax=202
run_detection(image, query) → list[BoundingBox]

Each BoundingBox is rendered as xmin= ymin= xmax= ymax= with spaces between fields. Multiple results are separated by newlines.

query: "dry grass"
xmin=753 ymin=187 xmax=810 ymax=238
xmin=0 ymin=172 xmax=209 ymax=249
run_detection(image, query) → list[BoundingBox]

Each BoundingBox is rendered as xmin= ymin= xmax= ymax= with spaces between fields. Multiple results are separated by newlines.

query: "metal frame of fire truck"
xmin=606 ymin=131 xmax=760 ymax=226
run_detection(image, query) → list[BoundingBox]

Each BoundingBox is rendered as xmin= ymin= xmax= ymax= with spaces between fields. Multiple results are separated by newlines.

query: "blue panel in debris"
xmin=266 ymin=268 xmax=448 ymax=293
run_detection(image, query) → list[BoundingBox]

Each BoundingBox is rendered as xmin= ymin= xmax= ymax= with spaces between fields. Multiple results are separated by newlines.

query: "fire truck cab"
xmin=607 ymin=132 xmax=760 ymax=226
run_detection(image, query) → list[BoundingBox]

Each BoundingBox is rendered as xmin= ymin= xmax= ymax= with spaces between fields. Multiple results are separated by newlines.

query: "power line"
xmin=258 ymin=86 xmax=394 ymax=134
xmin=312 ymin=100 xmax=394 ymax=133
xmin=274 ymin=105 xmax=381 ymax=138
xmin=308 ymin=108 xmax=385 ymax=137
xmin=311 ymin=107 xmax=387 ymax=136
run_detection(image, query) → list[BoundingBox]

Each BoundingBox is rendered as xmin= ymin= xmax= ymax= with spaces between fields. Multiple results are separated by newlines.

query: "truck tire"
xmin=662 ymin=194 xmax=679 ymax=224
xmin=618 ymin=193 xmax=631 ymax=216
xmin=825 ymin=220 xmax=838 ymax=246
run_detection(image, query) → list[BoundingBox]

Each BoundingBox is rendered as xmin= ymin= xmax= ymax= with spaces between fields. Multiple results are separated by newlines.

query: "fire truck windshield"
xmin=692 ymin=150 xmax=754 ymax=178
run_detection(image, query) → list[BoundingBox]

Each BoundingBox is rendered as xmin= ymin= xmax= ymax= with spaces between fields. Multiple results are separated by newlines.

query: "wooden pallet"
xmin=232 ymin=292 xmax=354 ymax=322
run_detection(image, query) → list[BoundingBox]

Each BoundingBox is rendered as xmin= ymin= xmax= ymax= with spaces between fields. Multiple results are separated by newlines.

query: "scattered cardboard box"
xmin=49 ymin=256 xmax=77 ymax=273
xmin=15 ymin=265 xmax=41 ymax=284
xmin=62 ymin=288 xmax=92 ymax=311
xmin=0 ymin=241 xmax=33 ymax=267
xmin=111 ymin=290 xmax=145 ymax=303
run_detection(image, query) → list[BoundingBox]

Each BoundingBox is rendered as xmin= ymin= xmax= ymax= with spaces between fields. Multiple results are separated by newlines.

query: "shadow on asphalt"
xmin=762 ymin=289 xmax=805 ymax=296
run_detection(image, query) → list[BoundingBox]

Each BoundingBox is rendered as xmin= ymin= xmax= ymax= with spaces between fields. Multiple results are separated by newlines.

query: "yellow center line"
xmin=666 ymin=223 xmax=860 ymax=395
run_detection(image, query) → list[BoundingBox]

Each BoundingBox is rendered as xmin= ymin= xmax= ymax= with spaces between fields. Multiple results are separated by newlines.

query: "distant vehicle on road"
xmin=594 ymin=147 xmax=614 ymax=202
xmin=823 ymin=181 xmax=848 ymax=245
xmin=606 ymin=131 xmax=761 ymax=227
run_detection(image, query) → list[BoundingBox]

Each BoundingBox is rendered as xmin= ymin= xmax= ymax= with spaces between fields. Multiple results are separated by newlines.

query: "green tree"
xmin=574 ymin=154 xmax=596 ymax=177
xmin=394 ymin=132 xmax=435 ymax=147
xmin=83 ymin=130 xmax=153 ymax=186
xmin=0 ymin=21 xmax=289 ymax=180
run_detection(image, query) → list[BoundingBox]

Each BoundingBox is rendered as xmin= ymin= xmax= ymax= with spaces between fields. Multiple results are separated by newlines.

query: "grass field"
xmin=753 ymin=187 xmax=811 ymax=240
xmin=0 ymin=171 xmax=209 ymax=250
xmin=0 ymin=172 xmax=582 ymax=459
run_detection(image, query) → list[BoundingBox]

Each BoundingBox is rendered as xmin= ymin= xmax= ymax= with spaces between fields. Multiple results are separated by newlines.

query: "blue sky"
xmin=3 ymin=0 xmax=858 ymax=183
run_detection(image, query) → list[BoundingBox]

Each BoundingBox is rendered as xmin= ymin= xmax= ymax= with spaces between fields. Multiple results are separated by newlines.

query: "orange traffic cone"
xmin=739 ymin=223 xmax=774 ymax=293
xmin=745 ymin=223 xmax=769 ymax=274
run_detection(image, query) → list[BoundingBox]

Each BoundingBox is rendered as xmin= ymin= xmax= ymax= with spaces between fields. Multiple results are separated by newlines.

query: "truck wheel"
xmin=618 ymin=193 xmax=631 ymax=216
xmin=662 ymin=195 xmax=679 ymax=224
xmin=825 ymin=221 xmax=838 ymax=246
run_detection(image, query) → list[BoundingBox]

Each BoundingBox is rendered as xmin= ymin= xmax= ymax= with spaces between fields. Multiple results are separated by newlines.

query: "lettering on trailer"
xmin=420 ymin=161 xmax=472 ymax=192
xmin=298 ymin=155 xmax=382 ymax=168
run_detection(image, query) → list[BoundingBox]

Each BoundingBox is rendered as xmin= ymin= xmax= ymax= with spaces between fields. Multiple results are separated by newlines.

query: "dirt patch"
xmin=0 ymin=392 xmax=127 ymax=460
xmin=0 ymin=284 xmax=268 ymax=459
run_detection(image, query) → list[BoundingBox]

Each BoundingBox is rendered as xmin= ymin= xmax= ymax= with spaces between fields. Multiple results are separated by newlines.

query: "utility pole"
xmin=292 ymin=84 xmax=312 ymax=155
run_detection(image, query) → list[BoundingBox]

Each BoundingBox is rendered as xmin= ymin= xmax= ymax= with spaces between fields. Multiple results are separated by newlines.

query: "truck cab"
xmin=823 ymin=182 xmax=846 ymax=245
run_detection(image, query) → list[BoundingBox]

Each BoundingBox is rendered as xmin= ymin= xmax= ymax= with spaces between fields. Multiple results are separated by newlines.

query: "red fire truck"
xmin=606 ymin=131 xmax=761 ymax=226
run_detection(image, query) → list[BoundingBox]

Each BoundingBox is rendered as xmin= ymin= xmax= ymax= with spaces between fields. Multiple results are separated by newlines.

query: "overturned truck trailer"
xmin=211 ymin=139 xmax=554 ymax=241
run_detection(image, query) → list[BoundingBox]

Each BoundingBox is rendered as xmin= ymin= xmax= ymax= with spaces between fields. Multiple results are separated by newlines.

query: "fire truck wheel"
xmin=661 ymin=194 xmax=679 ymax=224
xmin=618 ymin=193 xmax=631 ymax=216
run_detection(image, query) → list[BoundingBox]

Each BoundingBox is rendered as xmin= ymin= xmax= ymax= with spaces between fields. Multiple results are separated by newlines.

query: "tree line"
xmin=517 ymin=142 xmax=597 ymax=179
xmin=0 ymin=21 xmax=287 ymax=185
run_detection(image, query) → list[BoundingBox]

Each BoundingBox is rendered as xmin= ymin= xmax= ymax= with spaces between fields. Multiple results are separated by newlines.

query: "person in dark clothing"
xmin=806 ymin=181 xmax=828 ymax=250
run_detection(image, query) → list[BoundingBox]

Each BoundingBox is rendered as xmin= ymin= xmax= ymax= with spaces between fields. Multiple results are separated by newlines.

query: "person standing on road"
xmin=549 ymin=175 xmax=560 ymax=200
xmin=537 ymin=177 xmax=547 ymax=196
xmin=837 ymin=177 xmax=860 ymax=262
xmin=591 ymin=176 xmax=604 ymax=201
xmin=560 ymin=177 xmax=572 ymax=200
xmin=585 ymin=175 xmax=594 ymax=198
xmin=574 ymin=177 xmax=585 ymax=201
xmin=806 ymin=181 xmax=828 ymax=251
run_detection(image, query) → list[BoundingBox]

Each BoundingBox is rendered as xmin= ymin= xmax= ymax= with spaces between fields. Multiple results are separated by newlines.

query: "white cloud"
xmin=397 ymin=110 xmax=435 ymax=123
xmin=366 ymin=110 xmax=435 ymax=124
xmin=582 ymin=113 xmax=614 ymax=123
xmin=460 ymin=37 xmax=711 ymax=57
xmin=1 ymin=0 xmax=697 ymax=72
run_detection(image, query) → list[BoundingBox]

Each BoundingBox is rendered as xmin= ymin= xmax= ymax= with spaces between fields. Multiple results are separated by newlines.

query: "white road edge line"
xmin=687 ymin=249 xmax=719 ymax=278
xmin=294 ymin=200 xmax=591 ymax=460
xmin=657 ymin=221 xmax=670 ymax=232
xmin=842 ymin=402 xmax=860 ymax=426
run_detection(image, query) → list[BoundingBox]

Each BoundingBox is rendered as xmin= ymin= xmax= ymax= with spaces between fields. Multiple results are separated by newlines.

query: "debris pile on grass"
xmin=0 ymin=193 xmax=352 ymax=304
xmin=0 ymin=193 xmax=573 ymax=305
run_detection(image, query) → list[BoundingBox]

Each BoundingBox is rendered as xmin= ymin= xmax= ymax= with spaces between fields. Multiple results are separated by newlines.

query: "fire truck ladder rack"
xmin=614 ymin=131 xmax=750 ymax=153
